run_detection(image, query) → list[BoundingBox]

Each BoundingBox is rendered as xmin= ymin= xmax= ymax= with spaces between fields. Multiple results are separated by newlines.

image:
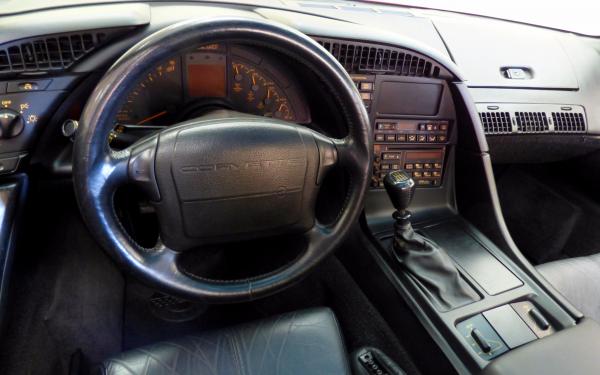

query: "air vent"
xmin=475 ymin=103 xmax=587 ymax=135
xmin=552 ymin=112 xmax=585 ymax=133
xmin=0 ymin=28 xmax=133 ymax=75
xmin=515 ymin=112 xmax=549 ymax=132
xmin=313 ymin=37 xmax=444 ymax=78
xmin=479 ymin=112 xmax=512 ymax=134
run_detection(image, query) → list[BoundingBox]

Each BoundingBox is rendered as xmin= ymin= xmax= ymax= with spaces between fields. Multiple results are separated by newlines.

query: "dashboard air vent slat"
xmin=515 ymin=112 xmax=549 ymax=133
xmin=0 ymin=28 xmax=134 ymax=76
xmin=313 ymin=37 xmax=443 ymax=78
xmin=552 ymin=112 xmax=586 ymax=133
xmin=479 ymin=112 xmax=512 ymax=134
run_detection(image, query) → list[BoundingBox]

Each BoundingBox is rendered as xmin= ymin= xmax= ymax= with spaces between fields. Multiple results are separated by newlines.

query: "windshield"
xmin=362 ymin=0 xmax=600 ymax=36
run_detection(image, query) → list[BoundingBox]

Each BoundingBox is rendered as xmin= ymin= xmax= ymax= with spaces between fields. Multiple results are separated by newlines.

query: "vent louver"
xmin=515 ymin=112 xmax=549 ymax=132
xmin=552 ymin=112 xmax=585 ymax=133
xmin=0 ymin=28 xmax=131 ymax=75
xmin=479 ymin=112 xmax=512 ymax=134
xmin=314 ymin=37 xmax=442 ymax=78
xmin=476 ymin=104 xmax=587 ymax=135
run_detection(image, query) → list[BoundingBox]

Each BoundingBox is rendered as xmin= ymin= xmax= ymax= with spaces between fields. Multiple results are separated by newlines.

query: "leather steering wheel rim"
xmin=73 ymin=17 xmax=372 ymax=302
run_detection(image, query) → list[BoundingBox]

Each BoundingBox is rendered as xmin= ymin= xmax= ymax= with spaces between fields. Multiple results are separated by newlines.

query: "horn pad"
xmin=153 ymin=117 xmax=321 ymax=250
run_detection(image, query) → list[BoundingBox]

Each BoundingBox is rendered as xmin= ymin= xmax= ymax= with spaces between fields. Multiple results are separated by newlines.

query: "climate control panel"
xmin=375 ymin=119 xmax=449 ymax=144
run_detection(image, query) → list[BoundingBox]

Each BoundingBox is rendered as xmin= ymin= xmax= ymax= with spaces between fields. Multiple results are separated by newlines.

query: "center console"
xmin=340 ymin=39 xmax=597 ymax=373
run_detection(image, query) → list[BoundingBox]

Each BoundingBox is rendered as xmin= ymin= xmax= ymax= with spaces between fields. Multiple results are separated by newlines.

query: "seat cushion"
xmin=99 ymin=307 xmax=350 ymax=375
xmin=537 ymin=254 xmax=600 ymax=323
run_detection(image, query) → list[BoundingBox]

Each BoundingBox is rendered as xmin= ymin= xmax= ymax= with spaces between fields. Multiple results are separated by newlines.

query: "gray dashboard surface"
xmin=432 ymin=15 xmax=579 ymax=90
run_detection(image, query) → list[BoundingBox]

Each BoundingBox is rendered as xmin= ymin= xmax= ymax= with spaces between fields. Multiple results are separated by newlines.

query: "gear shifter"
xmin=383 ymin=171 xmax=479 ymax=311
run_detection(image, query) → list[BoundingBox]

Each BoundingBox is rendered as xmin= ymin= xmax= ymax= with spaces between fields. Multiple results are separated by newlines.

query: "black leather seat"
xmin=537 ymin=254 xmax=600 ymax=323
xmin=99 ymin=307 xmax=350 ymax=375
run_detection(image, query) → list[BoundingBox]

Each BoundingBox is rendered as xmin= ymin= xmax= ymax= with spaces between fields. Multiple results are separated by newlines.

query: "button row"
xmin=419 ymin=123 xmax=448 ymax=131
xmin=375 ymin=133 xmax=447 ymax=143
xmin=377 ymin=169 xmax=441 ymax=178
xmin=404 ymin=162 xmax=443 ymax=170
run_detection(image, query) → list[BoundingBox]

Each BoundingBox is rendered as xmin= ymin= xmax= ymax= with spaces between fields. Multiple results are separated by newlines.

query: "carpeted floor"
xmin=495 ymin=164 xmax=600 ymax=265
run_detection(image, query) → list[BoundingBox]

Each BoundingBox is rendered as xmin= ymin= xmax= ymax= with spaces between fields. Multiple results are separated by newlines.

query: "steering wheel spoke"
xmin=127 ymin=135 xmax=161 ymax=201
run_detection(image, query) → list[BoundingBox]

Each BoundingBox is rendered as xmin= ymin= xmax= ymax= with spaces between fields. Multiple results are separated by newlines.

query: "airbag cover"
xmin=153 ymin=117 xmax=320 ymax=249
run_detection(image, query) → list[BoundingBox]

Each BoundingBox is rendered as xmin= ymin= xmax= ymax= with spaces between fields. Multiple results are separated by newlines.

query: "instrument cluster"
xmin=112 ymin=44 xmax=310 ymax=146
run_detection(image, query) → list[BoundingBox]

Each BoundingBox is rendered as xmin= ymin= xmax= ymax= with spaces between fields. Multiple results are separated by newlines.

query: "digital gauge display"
xmin=186 ymin=50 xmax=227 ymax=98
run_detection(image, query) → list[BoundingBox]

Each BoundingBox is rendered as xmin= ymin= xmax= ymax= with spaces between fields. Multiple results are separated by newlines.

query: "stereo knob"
xmin=0 ymin=108 xmax=24 ymax=139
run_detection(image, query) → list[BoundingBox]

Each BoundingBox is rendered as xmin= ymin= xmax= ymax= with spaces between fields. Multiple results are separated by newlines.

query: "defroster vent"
xmin=313 ymin=37 xmax=445 ymax=78
xmin=0 ymin=27 xmax=135 ymax=75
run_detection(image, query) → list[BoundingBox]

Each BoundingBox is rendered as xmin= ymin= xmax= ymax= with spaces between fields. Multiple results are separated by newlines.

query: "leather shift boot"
xmin=393 ymin=219 xmax=480 ymax=311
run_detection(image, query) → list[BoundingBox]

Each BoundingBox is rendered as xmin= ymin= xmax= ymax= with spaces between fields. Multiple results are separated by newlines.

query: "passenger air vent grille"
xmin=475 ymin=104 xmax=587 ymax=135
xmin=313 ymin=37 xmax=444 ymax=78
xmin=479 ymin=112 xmax=512 ymax=134
xmin=0 ymin=28 xmax=133 ymax=76
xmin=515 ymin=112 xmax=549 ymax=132
xmin=552 ymin=112 xmax=586 ymax=133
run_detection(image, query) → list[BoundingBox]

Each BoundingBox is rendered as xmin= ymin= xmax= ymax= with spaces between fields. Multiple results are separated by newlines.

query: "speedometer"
xmin=115 ymin=59 xmax=183 ymax=126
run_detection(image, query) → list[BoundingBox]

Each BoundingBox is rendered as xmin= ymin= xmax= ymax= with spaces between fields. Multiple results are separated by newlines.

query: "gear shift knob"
xmin=383 ymin=170 xmax=416 ymax=214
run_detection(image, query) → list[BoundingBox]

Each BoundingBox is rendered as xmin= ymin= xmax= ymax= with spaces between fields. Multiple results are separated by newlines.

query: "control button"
xmin=437 ymin=135 xmax=447 ymax=142
xmin=0 ymin=108 xmax=24 ymax=138
xmin=396 ymin=134 xmax=406 ymax=142
xmin=382 ymin=153 xmax=399 ymax=160
xmin=433 ymin=124 xmax=439 ymax=131
xmin=426 ymin=124 xmax=434 ymax=131
xmin=413 ymin=171 xmax=422 ymax=178
xmin=417 ymin=179 xmax=432 ymax=186
xmin=381 ymin=164 xmax=390 ymax=170
xmin=471 ymin=329 xmax=492 ymax=353
xmin=364 ymin=101 xmax=371 ymax=111
xmin=424 ymin=163 xmax=432 ymax=169
xmin=375 ymin=134 xmax=385 ymax=142
xmin=417 ymin=135 xmax=427 ymax=142
xmin=423 ymin=171 xmax=432 ymax=177
xmin=432 ymin=179 xmax=441 ymax=186
xmin=407 ymin=134 xmax=417 ymax=142
xmin=7 ymin=79 xmax=51 ymax=93
xmin=377 ymin=123 xmax=396 ymax=130
xmin=360 ymin=92 xmax=372 ymax=100
xmin=419 ymin=124 xmax=427 ymax=131
xmin=391 ymin=164 xmax=400 ymax=170
xmin=0 ymin=156 xmax=21 ymax=174
xmin=428 ymin=135 xmax=437 ymax=142
xmin=529 ymin=308 xmax=550 ymax=330
xmin=432 ymin=171 xmax=441 ymax=177
xmin=434 ymin=163 xmax=443 ymax=169
xmin=440 ymin=123 xmax=449 ymax=131
xmin=404 ymin=163 xmax=414 ymax=170
xmin=385 ymin=134 xmax=396 ymax=142
xmin=414 ymin=163 xmax=423 ymax=169
xmin=359 ymin=82 xmax=374 ymax=91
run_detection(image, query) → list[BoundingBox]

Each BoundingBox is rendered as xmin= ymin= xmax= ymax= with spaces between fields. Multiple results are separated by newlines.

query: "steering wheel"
xmin=73 ymin=18 xmax=372 ymax=302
